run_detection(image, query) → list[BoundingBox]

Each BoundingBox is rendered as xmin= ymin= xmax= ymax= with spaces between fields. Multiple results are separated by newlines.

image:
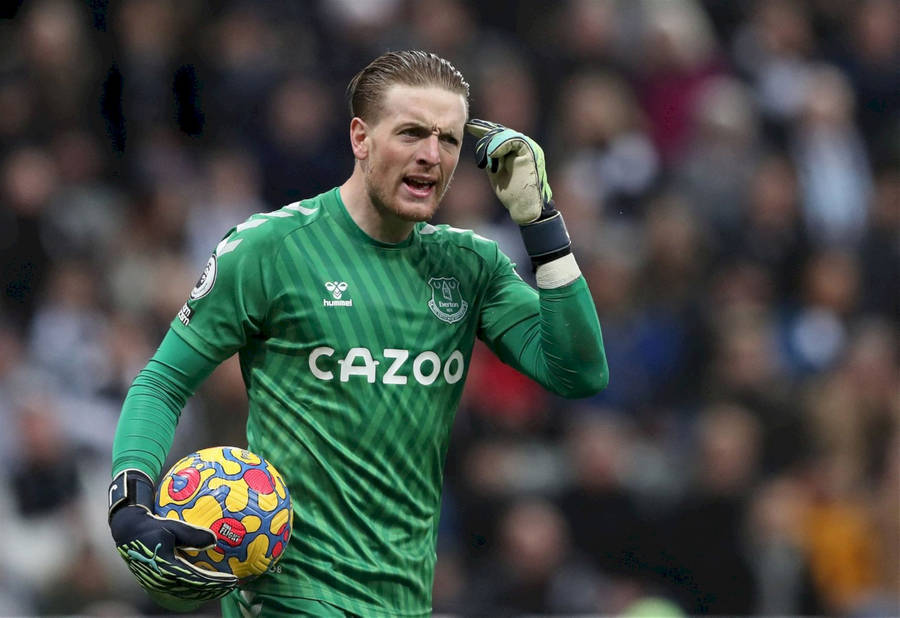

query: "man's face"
xmin=357 ymin=84 xmax=467 ymax=223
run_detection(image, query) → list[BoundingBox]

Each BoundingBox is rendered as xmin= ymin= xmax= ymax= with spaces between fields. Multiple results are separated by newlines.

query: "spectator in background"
xmin=732 ymin=0 xmax=816 ymax=135
xmin=554 ymin=70 xmax=659 ymax=219
xmin=97 ymin=311 xmax=155 ymax=403
xmin=658 ymin=403 xmax=762 ymax=614
xmin=632 ymin=196 xmax=708 ymax=407
xmin=199 ymin=5 xmax=287 ymax=143
xmin=317 ymin=0 xmax=401 ymax=78
xmin=19 ymin=0 xmax=101 ymax=137
xmin=106 ymin=182 xmax=194 ymax=330
xmin=871 ymin=427 xmax=900 ymax=617
xmin=796 ymin=321 xmax=899 ymax=615
xmin=557 ymin=412 xmax=653 ymax=608
xmin=792 ymin=66 xmax=873 ymax=247
xmin=0 ymin=147 xmax=57 ymax=330
xmin=859 ymin=166 xmax=900 ymax=321
xmin=125 ymin=124 xmax=198 ymax=192
xmin=109 ymin=0 xmax=185 ymax=141
xmin=28 ymin=261 xmax=107 ymax=397
xmin=747 ymin=475 xmax=823 ymax=615
xmin=472 ymin=52 xmax=540 ymax=141
xmin=799 ymin=451 xmax=884 ymax=615
xmin=0 ymin=75 xmax=38 ymax=143
xmin=405 ymin=0 xmax=478 ymax=69
xmin=461 ymin=339 xmax=551 ymax=432
xmin=257 ymin=75 xmax=348 ymax=209
xmin=783 ymin=248 xmax=861 ymax=374
xmin=634 ymin=0 xmax=721 ymax=162
xmin=1 ymin=396 xmax=86 ymax=611
xmin=466 ymin=498 xmax=601 ymax=615
xmin=837 ymin=0 xmax=900 ymax=163
xmin=803 ymin=321 xmax=898 ymax=492
xmin=44 ymin=128 xmax=126 ymax=263
xmin=547 ymin=0 xmax=625 ymax=72
xmin=675 ymin=76 xmax=761 ymax=236
xmin=730 ymin=153 xmax=811 ymax=303
xmin=706 ymin=305 xmax=809 ymax=475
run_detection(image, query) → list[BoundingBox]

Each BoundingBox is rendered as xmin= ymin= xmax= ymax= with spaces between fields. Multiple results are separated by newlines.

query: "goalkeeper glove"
xmin=108 ymin=469 xmax=238 ymax=611
xmin=466 ymin=119 xmax=571 ymax=266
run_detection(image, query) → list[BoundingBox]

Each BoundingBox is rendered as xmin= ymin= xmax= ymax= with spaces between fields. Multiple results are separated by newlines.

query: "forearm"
xmin=112 ymin=364 xmax=186 ymax=479
xmin=494 ymin=273 xmax=608 ymax=398
xmin=112 ymin=329 xmax=219 ymax=479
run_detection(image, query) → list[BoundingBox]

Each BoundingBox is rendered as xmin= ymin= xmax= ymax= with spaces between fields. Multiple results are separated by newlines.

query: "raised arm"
xmin=492 ymin=277 xmax=607 ymax=398
xmin=467 ymin=119 xmax=608 ymax=398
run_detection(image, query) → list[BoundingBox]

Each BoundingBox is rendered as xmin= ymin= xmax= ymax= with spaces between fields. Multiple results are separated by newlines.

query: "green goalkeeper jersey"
xmin=173 ymin=187 xmax=545 ymax=614
xmin=115 ymin=186 xmax=607 ymax=616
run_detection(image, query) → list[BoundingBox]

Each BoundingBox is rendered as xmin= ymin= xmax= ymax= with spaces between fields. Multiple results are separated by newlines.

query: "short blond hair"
xmin=347 ymin=50 xmax=470 ymax=122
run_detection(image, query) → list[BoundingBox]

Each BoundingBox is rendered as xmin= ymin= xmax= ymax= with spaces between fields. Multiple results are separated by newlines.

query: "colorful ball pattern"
xmin=154 ymin=446 xmax=293 ymax=582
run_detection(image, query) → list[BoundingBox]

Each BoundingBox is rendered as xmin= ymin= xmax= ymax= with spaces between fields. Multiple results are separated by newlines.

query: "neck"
xmin=340 ymin=167 xmax=415 ymax=244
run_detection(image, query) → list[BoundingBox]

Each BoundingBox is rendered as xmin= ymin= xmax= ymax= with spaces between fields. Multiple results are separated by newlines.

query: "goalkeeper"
xmin=108 ymin=50 xmax=608 ymax=617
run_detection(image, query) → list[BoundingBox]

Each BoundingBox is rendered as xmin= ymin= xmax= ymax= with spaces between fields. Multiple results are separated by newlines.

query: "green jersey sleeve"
xmin=171 ymin=215 xmax=280 ymax=362
xmin=472 ymin=238 xmax=607 ymax=398
xmin=492 ymin=276 xmax=609 ymax=398
xmin=111 ymin=329 xmax=218 ymax=479
xmin=475 ymin=239 xmax=541 ymax=346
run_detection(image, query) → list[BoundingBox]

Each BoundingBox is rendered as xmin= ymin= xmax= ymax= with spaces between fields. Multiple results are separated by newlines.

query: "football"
xmin=154 ymin=446 xmax=293 ymax=582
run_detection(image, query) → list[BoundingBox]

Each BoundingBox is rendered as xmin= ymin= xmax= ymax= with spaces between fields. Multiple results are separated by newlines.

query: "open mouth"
xmin=403 ymin=176 xmax=437 ymax=198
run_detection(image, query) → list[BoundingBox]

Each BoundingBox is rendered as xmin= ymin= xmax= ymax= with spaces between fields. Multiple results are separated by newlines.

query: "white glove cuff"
xmin=535 ymin=254 xmax=581 ymax=289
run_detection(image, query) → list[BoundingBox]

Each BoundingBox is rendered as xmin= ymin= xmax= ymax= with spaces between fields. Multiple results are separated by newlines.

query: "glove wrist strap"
xmin=108 ymin=468 xmax=155 ymax=522
xmin=519 ymin=210 xmax=571 ymax=267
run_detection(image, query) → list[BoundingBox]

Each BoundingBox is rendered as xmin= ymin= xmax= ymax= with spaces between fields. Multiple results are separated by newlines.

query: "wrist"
xmin=519 ymin=207 xmax=571 ymax=267
xmin=108 ymin=468 xmax=155 ymax=522
xmin=535 ymin=253 xmax=581 ymax=289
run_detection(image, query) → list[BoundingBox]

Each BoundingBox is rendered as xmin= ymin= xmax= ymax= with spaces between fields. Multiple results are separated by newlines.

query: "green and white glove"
xmin=466 ymin=119 xmax=571 ymax=268
xmin=466 ymin=118 xmax=553 ymax=224
xmin=108 ymin=469 xmax=238 ymax=612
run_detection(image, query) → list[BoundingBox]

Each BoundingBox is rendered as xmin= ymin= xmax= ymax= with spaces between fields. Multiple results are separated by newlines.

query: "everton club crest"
xmin=428 ymin=277 xmax=468 ymax=324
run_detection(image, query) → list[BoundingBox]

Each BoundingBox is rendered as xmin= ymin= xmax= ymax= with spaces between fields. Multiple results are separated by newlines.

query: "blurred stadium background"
xmin=0 ymin=0 xmax=898 ymax=616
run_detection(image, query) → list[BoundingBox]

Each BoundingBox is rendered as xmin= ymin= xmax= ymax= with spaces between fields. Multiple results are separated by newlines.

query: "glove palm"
xmin=466 ymin=118 xmax=553 ymax=224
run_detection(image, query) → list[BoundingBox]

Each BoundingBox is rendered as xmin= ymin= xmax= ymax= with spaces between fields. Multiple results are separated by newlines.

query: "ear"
xmin=350 ymin=117 xmax=369 ymax=160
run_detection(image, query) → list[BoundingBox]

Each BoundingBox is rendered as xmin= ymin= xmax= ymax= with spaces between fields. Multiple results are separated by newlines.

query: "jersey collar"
xmin=329 ymin=187 xmax=417 ymax=249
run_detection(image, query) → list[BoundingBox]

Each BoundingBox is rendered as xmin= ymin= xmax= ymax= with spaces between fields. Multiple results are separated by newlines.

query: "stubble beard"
xmin=364 ymin=166 xmax=455 ymax=224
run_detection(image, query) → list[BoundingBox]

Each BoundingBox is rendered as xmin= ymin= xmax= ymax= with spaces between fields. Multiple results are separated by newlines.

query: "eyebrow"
xmin=397 ymin=122 xmax=460 ymax=144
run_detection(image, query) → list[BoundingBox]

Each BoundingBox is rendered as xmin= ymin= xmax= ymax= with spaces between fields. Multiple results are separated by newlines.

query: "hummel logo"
xmin=325 ymin=281 xmax=348 ymax=299
xmin=323 ymin=281 xmax=352 ymax=307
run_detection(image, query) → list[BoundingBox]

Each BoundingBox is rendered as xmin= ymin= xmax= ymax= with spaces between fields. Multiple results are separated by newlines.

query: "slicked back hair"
xmin=347 ymin=50 xmax=470 ymax=123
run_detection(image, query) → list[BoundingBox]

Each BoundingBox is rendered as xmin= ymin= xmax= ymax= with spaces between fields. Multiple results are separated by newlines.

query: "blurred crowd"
xmin=0 ymin=0 xmax=898 ymax=616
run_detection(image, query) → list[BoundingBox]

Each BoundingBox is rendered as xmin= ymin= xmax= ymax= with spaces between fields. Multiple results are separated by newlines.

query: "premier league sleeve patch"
xmin=190 ymin=254 xmax=218 ymax=300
